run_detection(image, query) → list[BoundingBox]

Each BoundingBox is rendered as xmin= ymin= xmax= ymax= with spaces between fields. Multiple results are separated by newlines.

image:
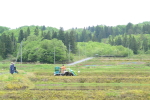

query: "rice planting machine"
xmin=54 ymin=66 xmax=77 ymax=76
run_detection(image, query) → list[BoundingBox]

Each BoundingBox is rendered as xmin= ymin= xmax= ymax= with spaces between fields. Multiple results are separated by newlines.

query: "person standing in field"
xmin=61 ymin=65 xmax=66 ymax=74
xmin=10 ymin=62 xmax=15 ymax=74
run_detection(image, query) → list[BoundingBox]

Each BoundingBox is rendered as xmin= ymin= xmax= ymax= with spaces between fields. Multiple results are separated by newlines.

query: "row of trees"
xmin=0 ymin=26 xmax=78 ymax=62
xmin=109 ymin=34 xmax=150 ymax=54
xmin=17 ymin=27 xmax=77 ymax=54
xmin=0 ymin=33 xmax=17 ymax=59
xmin=77 ymin=22 xmax=150 ymax=43
xmin=20 ymin=37 xmax=69 ymax=63
xmin=0 ymin=21 xmax=150 ymax=62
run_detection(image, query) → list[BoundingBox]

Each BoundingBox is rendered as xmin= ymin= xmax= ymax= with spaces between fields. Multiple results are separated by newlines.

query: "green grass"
xmin=1 ymin=56 xmax=150 ymax=99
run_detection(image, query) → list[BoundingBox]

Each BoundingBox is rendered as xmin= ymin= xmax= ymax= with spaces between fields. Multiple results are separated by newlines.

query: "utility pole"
xmin=79 ymin=48 xmax=80 ymax=60
xmin=21 ymin=41 xmax=22 ymax=64
xmin=85 ymin=42 xmax=86 ymax=58
xmin=128 ymin=43 xmax=129 ymax=58
xmin=78 ymin=42 xmax=80 ymax=60
xmin=142 ymin=41 xmax=144 ymax=53
xmin=83 ymin=41 xmax=86 ymax=58
xmin=69 ymin=43 xmax=71 ymax=63
xmin=148 ymin=39 xmax=149 ymax=51
xmin=54 ymin=47 xmax=55 ymax=64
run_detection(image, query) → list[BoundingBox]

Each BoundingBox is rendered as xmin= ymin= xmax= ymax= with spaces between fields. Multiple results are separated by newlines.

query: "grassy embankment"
xmin=1 ymin=55 xmax=150 ymax=99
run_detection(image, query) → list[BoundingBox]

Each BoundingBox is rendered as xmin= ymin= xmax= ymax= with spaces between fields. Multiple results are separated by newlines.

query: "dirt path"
xmin=67 ymin=57 xmax=94 ymax=66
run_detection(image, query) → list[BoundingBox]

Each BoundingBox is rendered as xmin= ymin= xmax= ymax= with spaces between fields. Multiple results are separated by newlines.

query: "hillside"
xmin=0 ymin=21 xmax=150 ymax=63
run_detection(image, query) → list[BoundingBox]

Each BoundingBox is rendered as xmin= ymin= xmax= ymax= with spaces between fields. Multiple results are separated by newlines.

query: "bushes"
xmin=78 ymin=42 xmax=133 ymax=57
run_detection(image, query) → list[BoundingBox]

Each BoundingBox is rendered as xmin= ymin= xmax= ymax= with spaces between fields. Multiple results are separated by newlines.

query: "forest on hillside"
xmin=0 ymin=21 xmax=150 ymax=63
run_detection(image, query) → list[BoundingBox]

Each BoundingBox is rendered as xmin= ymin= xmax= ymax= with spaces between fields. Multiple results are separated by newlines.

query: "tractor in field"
xmin=54 ymin=66 xmax=77 ymax=76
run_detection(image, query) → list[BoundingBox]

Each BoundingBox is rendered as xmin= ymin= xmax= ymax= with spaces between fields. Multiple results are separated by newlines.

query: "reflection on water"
xmin=120 ymin=62 xmax=144 ymax=65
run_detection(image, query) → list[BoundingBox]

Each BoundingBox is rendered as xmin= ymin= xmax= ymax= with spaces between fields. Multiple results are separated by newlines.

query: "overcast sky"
xmin=0 ymin=0 xmax=150 ymax=30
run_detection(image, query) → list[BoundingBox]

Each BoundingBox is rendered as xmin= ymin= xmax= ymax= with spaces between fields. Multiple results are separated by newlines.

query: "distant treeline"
xmin=75 ymin=21 xmax=150 ymax=42
xmin=0 ymin=21 xmax=150 ymax=63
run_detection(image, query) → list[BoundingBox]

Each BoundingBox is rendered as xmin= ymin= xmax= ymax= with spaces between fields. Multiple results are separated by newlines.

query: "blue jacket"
xmin=10 ymin=64 xmax=14 ymax=74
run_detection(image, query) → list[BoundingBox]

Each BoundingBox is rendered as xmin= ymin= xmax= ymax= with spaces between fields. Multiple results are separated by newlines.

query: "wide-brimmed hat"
xmin=11 ymin=62 xmax=14 ymax=64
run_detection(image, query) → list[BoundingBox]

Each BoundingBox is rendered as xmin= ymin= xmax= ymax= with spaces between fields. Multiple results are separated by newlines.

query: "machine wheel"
xmin=64 ymin=72 xmax=69 ymax=76
xmin=69 ymin=72 xmax=73 ymax=76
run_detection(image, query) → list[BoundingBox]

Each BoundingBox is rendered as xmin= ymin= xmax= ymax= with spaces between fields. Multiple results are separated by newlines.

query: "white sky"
xmin=0 ymin=0 xmax=150 ymax=30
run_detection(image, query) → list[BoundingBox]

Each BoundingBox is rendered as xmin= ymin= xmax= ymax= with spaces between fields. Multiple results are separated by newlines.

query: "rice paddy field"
xmin=1 ymin=56 xmax=150 ymax=100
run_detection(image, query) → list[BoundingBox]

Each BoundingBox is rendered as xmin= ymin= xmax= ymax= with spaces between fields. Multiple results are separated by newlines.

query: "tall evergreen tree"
xmin=24 ymin=32 xmax=28 ymax=40
xmin=104 ymin=26 xmax=108 ymax=38
xmin=0 ymin=33 xmax=12 ymax=58
xmin=130 ymin=36 xmax=138 ymax=54
xmin=44 ymin=31 xmax=51 ymax=40
xmin=88 ymin=33 xmax=92 ymax=42
xmin=69 ymin=30 xmax=77 ymax=54
xmin=52 ymin=31 xmax=57 ymax=39
xmin=18 ymin=29 xmax=24 ymax=43
xmin=58 ymin=27 xmax=65 ymax=43
xmin=134 ymin=25 xmax=141 ymax=34
xmin=148 ymin=25 xmax=150 ymax=34
xmin=5 ymin=35 xmax=12 ymax=54
xmin=80 ymin=29 xmax=87 ymax=42
xmin=47 ymin=31 xmax=52 ymax=40
xmin=76 ymin=33 xmax=79 ymax=42
xmin=34 ymin=26 xmax=39 ymax=36
xmin=64 ymin=32 xmax=69 ymax=49
xmin=0 ymin=41 xmax=6 ymax=58
xmin=41 ymin=25 xmax=46 ymax=31
xmin=126 ymin=22 xmax=134 ymax=34
xmin=10 ymin=32 xmax=17 ymax=52
xmin=91 ymin=26 xmax=95 ymax=32
xmin=142 ymin=38 xmax=148 ymax=52
xmin=27 ymin=27 xmax=30 ymax=36
xmin=95 ymin=26 xmax=100 ymax=38
xmin=115 ymin=36 xmax=122 ymax=45
xmin=122 ymin=34 xmax=128 ymax=47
